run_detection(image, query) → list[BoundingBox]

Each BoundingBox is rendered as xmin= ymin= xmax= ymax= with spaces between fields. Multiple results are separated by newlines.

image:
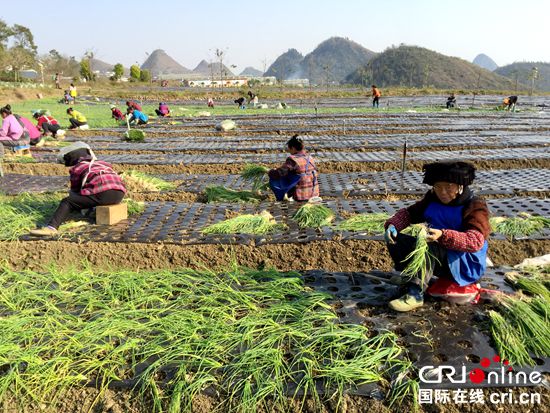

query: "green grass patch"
xmin=0 ymin=265 xmax=408 ymax=411
xmin=4 ymin=155 xmax=37 ymax=163
xmin=292 ymin=203 xmax=334 ymax=229
xmin=124 ymin=198 xmax=145 ymax=215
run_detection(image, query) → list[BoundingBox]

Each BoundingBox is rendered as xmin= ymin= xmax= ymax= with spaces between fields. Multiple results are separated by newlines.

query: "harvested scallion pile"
xmin=202 ymin=210 xmax=284 ymax=234
xmin=122 ymin=170 xmax=176 ymax=192
xmin=204 ymin=185 xmax=263 ymax=203
xmin=490 ymin=214 xmax=550 ymax=239
xmin=241 ymin=164 xmax=269 ymax=192
xmin=0 ymin=193 xmax=62 ymax=240
xmin=515 ymin=278 xmax=550 ymax=301
xmin=489 ymin=309 xmax=534 ymax=366
xmin=0 ymin=265 xmax=409 ymax=411
xmin=293 ymin=203 xmax=334 ymax=229
xmin=124 ymin=129 xmax=145 ymax=142
xmin=335 ymin=212 xmax=389 ymax=233
xmin=498 ymin=296 xmax=550 ymax=357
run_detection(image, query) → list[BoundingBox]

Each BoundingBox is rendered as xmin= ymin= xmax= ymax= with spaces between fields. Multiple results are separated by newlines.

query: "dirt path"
xmin=6 ymin=158 xmax=550 ymax=176
xmin=3 ymin=238 xmax=547 ymax=273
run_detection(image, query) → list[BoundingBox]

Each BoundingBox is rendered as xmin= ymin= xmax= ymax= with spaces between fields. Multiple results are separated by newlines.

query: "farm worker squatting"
xmin=33 ymin=110 xmax=64 ymax=139
xmin=383 ymin=161 xmax=490 ymax=312
xmin=155 ymin=102 xmax=171 ymax=117
xmin=268 ymin=135 xmax=319 ymax=202
xmin=67 ymin=108 xmax=88 ymax=129
xmin=30 ymin=142 xmax=127 ymax=237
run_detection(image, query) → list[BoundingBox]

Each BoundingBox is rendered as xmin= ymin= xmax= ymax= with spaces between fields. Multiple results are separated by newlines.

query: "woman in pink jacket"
xmin=0 ymin=105 xmax=30 ymax=148
xmin=16 ymin=114 xmax=42 ymax=146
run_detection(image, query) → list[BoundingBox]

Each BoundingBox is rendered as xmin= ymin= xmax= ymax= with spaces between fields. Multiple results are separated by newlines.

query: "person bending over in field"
xmin=30 ymin=142 xmax=126 ymax=236
xmin=126 ymin=100 xmax=142 ymax=112
xmin=383 ymin=161 xmax=490 ymax=312
xmin=110 ymin=105 xmax=125 ymax=122
xmin=501 ymin=95 xmax=518 ymax=112
xmin=33 ymin=110 xmax=63 ymax=139
xmin=234 ymin=97 xmax=246 ymax=109
xmin=127 ymin=107 xmax=149 ymax=125
xmin=268 ymin=135 xmax=319 ymax=202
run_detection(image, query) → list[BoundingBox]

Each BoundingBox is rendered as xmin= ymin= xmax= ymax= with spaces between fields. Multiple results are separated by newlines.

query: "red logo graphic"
xmin=468 ymin=355 xmax=512 ymax=383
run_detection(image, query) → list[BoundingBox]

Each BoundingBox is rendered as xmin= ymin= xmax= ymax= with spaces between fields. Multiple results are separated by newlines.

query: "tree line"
xmin=0 ymin=19 xmax=150 ymax=83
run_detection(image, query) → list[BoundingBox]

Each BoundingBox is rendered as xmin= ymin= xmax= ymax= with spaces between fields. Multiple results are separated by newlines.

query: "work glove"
xmin=384 ymin=224 xmax=397 ymax=244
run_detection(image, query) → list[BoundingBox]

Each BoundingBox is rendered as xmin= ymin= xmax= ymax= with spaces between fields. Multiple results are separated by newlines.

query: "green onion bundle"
xmin=498 ymin=296 xmax=550 ymax=357
xmin=490 ymin=214 xmax=550 ymax=239
xmin=335 ymin=212 xmax=389 ymax=233
xmin=400 ymin=225 xmax=437 ymax=287
xmin=292 ymin=203 xmax=334 ymax=229
xmin=124 ymin=129 xmax=146 ymax=142
xmin=122 ymin=170 xmax=176 ymax=192
xmin=203 ymin=185 xmax=263 ymax=203
xmin=489 ymin=309 xmax=534 ymax=366
xmin=240 ymin=164 xmax=269 ymax=192
xmin=515 ymin=278 xmax=550 ymax=301
xmin=202 ymin=210 xmax=284 ymax=235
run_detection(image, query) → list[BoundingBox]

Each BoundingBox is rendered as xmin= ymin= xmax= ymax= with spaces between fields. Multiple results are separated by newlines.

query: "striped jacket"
xmin=269 ymin=151 xmax=319 ymax=201
xmin=70 ymin=159 xmax=127 ymax=196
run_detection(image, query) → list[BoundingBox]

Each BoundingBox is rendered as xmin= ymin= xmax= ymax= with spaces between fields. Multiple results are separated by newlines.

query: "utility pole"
xmin=215 ymin=48 xmax=225 ymax=94
xmin=529 ymin=66 xmax=539 ymax=96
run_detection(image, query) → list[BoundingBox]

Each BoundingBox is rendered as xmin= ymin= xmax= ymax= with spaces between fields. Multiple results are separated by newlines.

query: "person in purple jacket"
xmin=0 ymin=105 xmax=30 ymax=148
xmin=155 ymin=102 xmax=170 ymax=117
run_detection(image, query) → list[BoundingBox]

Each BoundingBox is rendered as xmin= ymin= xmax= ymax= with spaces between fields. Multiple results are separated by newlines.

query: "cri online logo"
xmin=419 ymin=354 xmax=543 ymax=385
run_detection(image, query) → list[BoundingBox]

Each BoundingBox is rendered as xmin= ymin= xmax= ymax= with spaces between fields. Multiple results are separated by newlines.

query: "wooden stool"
xmin=96 ymin=203 xmax=128 ymax=225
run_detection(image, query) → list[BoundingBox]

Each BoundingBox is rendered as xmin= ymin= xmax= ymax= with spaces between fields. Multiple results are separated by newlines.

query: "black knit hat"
xmin=422 ymin=161 xmax=476 ymax=186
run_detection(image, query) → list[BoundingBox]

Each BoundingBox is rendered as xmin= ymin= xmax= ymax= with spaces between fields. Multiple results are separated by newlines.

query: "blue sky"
xmin=2 ymin=0 xmax=549 ymax=71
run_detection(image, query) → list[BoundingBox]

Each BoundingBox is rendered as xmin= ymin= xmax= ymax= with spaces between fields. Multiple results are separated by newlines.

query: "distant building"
xmin=282 ymin=78 xmax=310 ymax=87
xmin=183 ymin=78 xmax=249 ymax=88
xmin=19 ymin=69 xmax=38 ymax=79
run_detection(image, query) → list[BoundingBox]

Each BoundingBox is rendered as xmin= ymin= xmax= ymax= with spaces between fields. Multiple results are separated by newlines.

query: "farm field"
xmin=1 ymin=97 xmax=549 ymax=412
